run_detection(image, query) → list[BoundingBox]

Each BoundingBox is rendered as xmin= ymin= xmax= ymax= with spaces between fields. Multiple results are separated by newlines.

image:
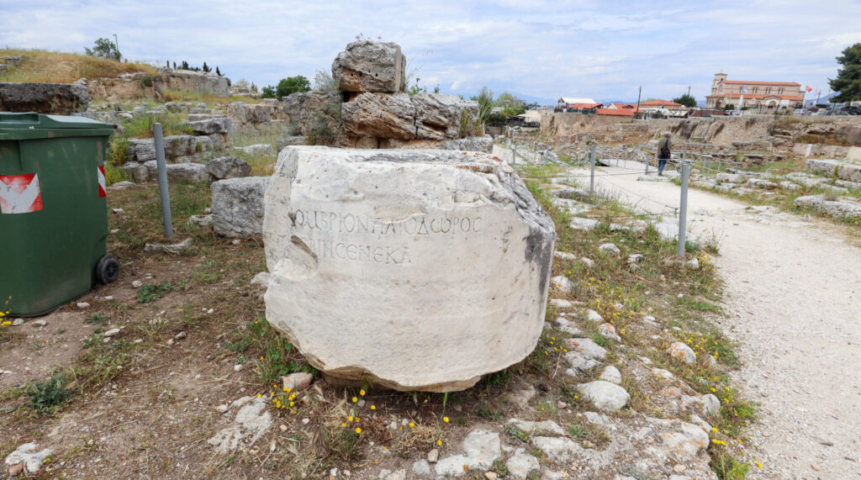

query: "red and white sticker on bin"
xmin=0 ymin=174 xmax=43 ymax=214
xmin=97 ymin=165 xmax=107 ymax=198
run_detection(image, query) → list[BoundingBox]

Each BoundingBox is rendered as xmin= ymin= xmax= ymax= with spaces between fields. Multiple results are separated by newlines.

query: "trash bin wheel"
xmin=96 ymin=255 xmax=119 ymax=284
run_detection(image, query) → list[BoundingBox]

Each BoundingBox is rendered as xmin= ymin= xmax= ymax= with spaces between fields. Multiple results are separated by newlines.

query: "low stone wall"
xmin=540 ymin=112 xmax=861 ymax=149
xmin=83 ymin=70 xmax=230 ymax=101
xmin=807 ymin=159 xmax=861 ymax=182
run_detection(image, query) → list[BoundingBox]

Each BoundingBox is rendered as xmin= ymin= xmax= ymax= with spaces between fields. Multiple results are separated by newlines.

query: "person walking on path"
xmin=656 ymin=132 xmax=672 ymax=176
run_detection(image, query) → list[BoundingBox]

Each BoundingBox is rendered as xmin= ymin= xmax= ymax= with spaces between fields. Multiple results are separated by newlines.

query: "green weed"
xmin=137 ymin=282 xmax=173 ymax=303
xmin=27 ymin=371 xmax=72 ymax=413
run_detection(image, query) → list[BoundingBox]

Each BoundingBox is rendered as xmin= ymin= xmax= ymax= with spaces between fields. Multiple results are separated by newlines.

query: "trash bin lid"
xmin=0 ymin=112 xmax=114 ymax=139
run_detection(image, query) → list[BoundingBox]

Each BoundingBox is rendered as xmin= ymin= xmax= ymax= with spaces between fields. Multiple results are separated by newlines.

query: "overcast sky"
xmin=2 ymin=0 xmax=859 ymax=104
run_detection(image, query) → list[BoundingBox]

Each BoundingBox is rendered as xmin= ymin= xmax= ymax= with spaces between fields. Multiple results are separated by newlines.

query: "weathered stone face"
xmin=341 ymin=92 xmax=479 ymax=142
xmin=212 ymin=177 xmax=270 ymax=237
xmin=263 ymin=147 xmax=555 ymax=392
xmin=332 ymin=40 xmax=406 ymax=94
xmin=0 ymin=82 xmax=91 ymax=115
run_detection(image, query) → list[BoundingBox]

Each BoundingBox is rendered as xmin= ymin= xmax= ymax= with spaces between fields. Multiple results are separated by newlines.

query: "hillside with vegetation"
xmin=0 ymin=48 xmax=156 ymax=84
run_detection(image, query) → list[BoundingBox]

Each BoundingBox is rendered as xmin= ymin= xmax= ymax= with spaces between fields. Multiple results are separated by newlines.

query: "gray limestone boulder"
xmin=120 ymin=161 xmax=150 ymax=183
xmin=795 ymin=194 xmax=861 ymax=219
xmin=211 ymin=176 xmax=270 ymax=237
xmin=412 ymin=93 xmax=479 ymax=140
xmin=438 ymin=136 xmax=494 ymax=153
xmin=228 ymin=102 xmax=278 ymax=127
xmin=206 ymin=157 xmax=251 ymax=181
xmin=0 ymin=82 xmax=91 ymax=115
xmin=342 ymin=92 xmax=415 ymax=140
xmin=342 ymin=92 xmax=481 ymax=142
xmin=281 ymin=91 xmax=340 ymax=136
xmin=127 ymin=135 xmax=213 ymax=163
xmin=332 ymin=39 xmax=406 ymax=94
xmin=186 ymin=116 xmax=232 ymax=135
xmin=143 ymin=161 xmax=208 ymax=183
xmin=807 ymin=158 xmax=861 ymax=183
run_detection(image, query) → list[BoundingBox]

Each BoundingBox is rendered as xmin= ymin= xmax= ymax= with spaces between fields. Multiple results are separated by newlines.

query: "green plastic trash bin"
xmin=0 ymin=112 xmax=119 ymax=317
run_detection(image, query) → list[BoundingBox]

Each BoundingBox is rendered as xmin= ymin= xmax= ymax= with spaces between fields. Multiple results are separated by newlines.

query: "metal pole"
xmin=153 ymin=123 xmax=174 ymax=238
xmin=677 ymin=163 xmax=691 ymax=257
xmin=590 ymin=145 xmax=596 ymax=195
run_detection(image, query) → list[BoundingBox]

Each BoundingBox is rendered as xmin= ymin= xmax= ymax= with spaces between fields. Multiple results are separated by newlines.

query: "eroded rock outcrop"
xmin=0 ymin=82 xmax=91 ymax=114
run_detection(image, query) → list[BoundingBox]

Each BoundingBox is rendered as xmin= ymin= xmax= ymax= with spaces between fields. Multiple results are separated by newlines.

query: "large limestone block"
xmin=412 ymin=94 xmax=479 ymax=140
xmin=341 ymin=92 xmax=416 ymax=140
xmin=332 ymin=39 xmax=406 ymax=93
xmin=143 ymin=161 xmax=208 ymax=183
xmin=212 ymin=177 xmax=270 ymax=237
xmin=263 ymin=147 xmax=555 ymax=391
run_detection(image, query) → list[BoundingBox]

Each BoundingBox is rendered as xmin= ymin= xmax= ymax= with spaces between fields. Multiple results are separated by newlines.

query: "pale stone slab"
xmin=263 ymin=147 xmax=555 ymax=391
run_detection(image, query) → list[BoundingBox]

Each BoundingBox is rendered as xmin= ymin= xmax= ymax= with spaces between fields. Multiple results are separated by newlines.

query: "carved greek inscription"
xmin=293 ymin=210 xmax=482 ymax=236
xmin=291 ymin=210 xmax=483 ymax=265
xmin=297 ymin=237 xmax=412 ymax=265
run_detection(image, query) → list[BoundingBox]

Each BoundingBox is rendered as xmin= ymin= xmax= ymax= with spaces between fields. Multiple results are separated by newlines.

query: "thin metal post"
xmin=590 ymin=145 xmax=596 ymax=195
xmin=153 ymin=123 xmax=174 ymax=238
xmin=677 ymin=163 xmax=691 ymax=257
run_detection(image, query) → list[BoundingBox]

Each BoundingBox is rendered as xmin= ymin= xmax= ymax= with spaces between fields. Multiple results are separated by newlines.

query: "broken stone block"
xmin=211 ymin=176 xmax=270 ymax=237
xmin=332 ymin=39 xmax=406 ymax=93
xmin=263 ymin=147 xmax=555 ymax=391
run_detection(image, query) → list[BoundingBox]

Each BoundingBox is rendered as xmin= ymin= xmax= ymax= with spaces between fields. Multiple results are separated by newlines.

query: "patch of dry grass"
xmin=0 ymin=48 xmax=156 ymax=83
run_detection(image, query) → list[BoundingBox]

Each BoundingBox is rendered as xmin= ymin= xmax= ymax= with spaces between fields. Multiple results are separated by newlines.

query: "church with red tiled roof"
xmin=706 ymin=73 xmax=805 ymax=110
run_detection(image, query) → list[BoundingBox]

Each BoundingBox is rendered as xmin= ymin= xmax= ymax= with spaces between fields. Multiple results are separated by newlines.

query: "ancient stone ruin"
xmin=262 ymin=146 xmax=555 ymax=391
xmin=279 ymin=39 xmax=492 ymax=152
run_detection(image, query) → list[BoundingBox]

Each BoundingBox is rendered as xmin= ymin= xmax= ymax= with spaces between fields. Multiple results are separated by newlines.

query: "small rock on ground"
xmin=599 ymin=243 xmax=621 ymax=255
xmin=577 ymin=380 xmax=630 ymax=411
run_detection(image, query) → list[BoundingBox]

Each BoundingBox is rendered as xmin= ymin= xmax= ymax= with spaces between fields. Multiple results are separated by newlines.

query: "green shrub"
xmin=28 ymin=371 xmax=72 ymax=413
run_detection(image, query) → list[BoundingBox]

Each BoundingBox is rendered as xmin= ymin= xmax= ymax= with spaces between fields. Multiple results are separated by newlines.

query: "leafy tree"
xmin=181 ymin=61 xmax=189 ymax=70
xmin=216 ymin=66 xmax=221 ymax=76
xmin=275 ymin=76 xmax=311 ymax=98
xmin=261 ymin=85 xmax=277 ymax=98
xmin=829 ymin=43 xmax=861 ymax=103
xmin=495 ymin=92 xmax=526 ymax=117
xmin=202 ymin=62 xmax=211 ymax=73
xmin=84 ymin=38 xmax=121 ymax=61
xmin=262 ymin=76 xmax=312 ymax=99
xmin=166 ymin=60 xmax=169 ymax=69
xmin=672 ymin=93 xmax=698 ymax=108
xmin=723 ymin=104 xmax=735 ymax=111
xmin=250 ymin=82 xmax=258 ymax=93
xmin=495 ymin=92 xmax=524 ymax=109
xmin=173 ymin=61 xmax=176 ymax=69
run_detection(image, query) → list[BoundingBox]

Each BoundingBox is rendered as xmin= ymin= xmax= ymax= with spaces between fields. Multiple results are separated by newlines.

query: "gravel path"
xmin=566 ymin=160 xmax=861 ymax=479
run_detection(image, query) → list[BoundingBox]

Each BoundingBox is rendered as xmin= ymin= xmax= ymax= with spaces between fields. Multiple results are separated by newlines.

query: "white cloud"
xmin=1 ymin=0 xmax=859 ymax=102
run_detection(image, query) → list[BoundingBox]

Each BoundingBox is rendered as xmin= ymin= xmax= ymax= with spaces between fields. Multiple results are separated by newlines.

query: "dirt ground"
xmin=1 ymin=173 xmax=741 ymax=479
xmin=580 ymin=159 xmax=861 ymax=479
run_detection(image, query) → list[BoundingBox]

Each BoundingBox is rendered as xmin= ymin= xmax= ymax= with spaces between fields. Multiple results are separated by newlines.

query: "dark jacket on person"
xmin=657 ymin=137 xmax=672 ymax=159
